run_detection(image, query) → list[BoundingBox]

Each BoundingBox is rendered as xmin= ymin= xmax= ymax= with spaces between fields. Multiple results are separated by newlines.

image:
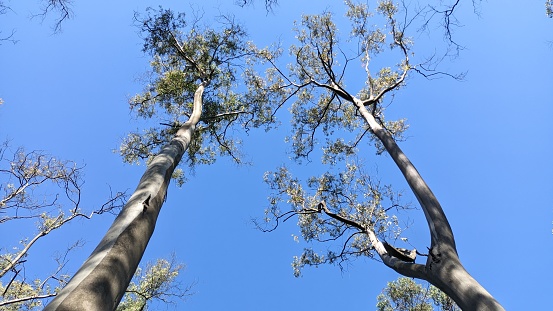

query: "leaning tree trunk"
xmin=44 ymin=83 xmax=206 ymax=311
xmin=352 ymin=98 xmax=505 ymax=311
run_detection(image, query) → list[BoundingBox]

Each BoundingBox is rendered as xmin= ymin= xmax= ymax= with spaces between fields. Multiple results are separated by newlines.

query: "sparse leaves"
xmin=254 ymin=3 xmax=504 ymax=308
xmin=0 ymin=142 xmax=127 ymax=309
xmin=376 ymin=277 xmax=460 ymax=311
xmin=248 ymin=1 xmax=413 ymax=162
xmin=0 ymin=278 xmax=60 ymax=310
xmin=117 ymin=257 xmax=193 ymax=311
xmin=262 ymin=159 xmax=407 ymax=276
xmin=0 ymin=144 xmax=84 ymax=223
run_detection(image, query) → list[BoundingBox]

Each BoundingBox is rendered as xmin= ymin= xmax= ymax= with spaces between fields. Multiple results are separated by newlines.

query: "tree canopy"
xmin=120 ymin=7 xmax=284 ymax=184
xmin=1 ymin=0 xmax=551 ymax=309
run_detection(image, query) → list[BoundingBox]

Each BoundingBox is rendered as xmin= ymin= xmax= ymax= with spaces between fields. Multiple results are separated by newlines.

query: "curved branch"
xmin=0 ymin=191 xmax=125 ymax=278
xmin=0 ymin=293 xmax=57 ymax=307
xmin=254 ymin=208 xmax=318 ymax=233
xmin=175 ymin=82 xmax=206 ymax=139
xmin=318 ymin=200 xmax=427 ymax=278
xmin=317 ymin=201 xmax=364 ymax=231
xmin=370 ymin=67 xmax=409 ymax=105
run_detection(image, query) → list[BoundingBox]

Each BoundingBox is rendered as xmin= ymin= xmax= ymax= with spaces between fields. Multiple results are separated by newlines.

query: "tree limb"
xmin=0 ymin=293 xmax=57 ymax=307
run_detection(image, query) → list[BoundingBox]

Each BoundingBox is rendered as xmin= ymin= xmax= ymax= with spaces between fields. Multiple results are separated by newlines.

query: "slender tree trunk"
xmin=352 ymin=98 xmax=504 ymax=311
xmin=44 ymin=83 xmax=206 ymax=311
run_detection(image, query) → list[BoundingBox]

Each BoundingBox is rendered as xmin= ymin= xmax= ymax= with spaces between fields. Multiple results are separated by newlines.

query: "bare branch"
xmin=31 ymin=0 xmax=74 ymax=33
xmin=0 ymin=293 xmax=57 ymax=307
xmin=0 ymin=190 xmax=126 ymax=278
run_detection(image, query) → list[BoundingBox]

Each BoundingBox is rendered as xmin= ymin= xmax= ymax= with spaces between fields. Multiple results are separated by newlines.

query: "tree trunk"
xmin=44 ymin=83 xmax=206 ymax=311
xmin=427 ymin=252 xmax=504 ymax=311
xmin=353 ymin=98 xmax=504 ymax=311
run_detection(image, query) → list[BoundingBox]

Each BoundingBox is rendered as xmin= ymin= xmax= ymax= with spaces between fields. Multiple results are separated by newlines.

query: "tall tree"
xmin=257 ymin=1 xmax=503 ymax=310
xmin=44 ymin=7 xmax=279 ymax=310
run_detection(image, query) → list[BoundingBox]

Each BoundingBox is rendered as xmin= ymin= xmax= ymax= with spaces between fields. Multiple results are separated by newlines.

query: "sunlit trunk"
xmin=44 ymin=84 xmax=205 ymax=311
xmin=353 ymin=98 xmax=504 ymax=311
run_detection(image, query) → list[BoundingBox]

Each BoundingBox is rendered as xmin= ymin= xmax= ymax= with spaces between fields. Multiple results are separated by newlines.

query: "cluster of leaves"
xmin=120 ymin=7 xmax=286 ymax=185
xmin=0 ymin=278 xmax=61 ymax=311
xmin=377 ymin=277 xmax=459 ymax=311
xmin=117 ymin=257 xmax=192 ymax=311
xmin=262 ymin=161 xmax=408 ymax=277
xmin=283 ymin=0 xmax=412 ymax=161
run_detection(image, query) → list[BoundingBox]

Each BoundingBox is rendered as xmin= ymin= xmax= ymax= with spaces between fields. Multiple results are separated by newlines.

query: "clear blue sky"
xmin=1 ymin=0 xmax=552 ymax=309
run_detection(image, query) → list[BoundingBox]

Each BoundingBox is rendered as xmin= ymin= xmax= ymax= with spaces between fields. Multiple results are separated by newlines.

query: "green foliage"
xmin=547 ymin=0 xmax=553 ymax=17
xmin=263 ymin=162 xmax=406 ymax=277
xmin=120 ymin=7 xmax=283 ymax=181
xmin=251 ymin=1 xmax=412 ymax=162
xmin=376 ymin=277 xmax=460 ymax=311
xmin=256 ymin=1 xmax=416 ymax=276
xmin=0 ymin=278 xmax=60 ymax=311
xmin=117 ymin=257 xmax=191 ymax=311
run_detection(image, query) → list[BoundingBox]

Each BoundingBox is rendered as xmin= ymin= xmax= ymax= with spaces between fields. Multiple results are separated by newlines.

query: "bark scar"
xmin=142 ymin=194 xmax=151 ymax=214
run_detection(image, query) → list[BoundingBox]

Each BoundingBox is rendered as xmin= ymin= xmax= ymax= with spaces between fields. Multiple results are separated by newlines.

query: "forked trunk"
xmin=353 ymin=98 xmax=504 ymax=311
xmin=44 ymin=84 xmax=205 ymax=311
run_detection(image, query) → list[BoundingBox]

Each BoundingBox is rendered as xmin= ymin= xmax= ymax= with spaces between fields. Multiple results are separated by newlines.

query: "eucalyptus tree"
xmin=256 ymin=1 xmax=504 ymax=310
xmin=44 ymin=7 xmax=280 ymax=310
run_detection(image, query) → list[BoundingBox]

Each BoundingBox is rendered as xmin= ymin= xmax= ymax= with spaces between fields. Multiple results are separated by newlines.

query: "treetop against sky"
xmin=0 ymin=0 xmax=552 ymax=310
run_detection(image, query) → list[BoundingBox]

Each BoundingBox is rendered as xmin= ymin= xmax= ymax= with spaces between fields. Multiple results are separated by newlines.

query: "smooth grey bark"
xmin=349 ymin=97 xmax=505 ymax=311
xmin=44 ymin=83 xmax=206 ymax=311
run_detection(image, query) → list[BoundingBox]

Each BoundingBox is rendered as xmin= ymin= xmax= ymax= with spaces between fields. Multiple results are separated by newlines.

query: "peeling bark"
xmin=44 ymin=84 xmax=206 ymax=311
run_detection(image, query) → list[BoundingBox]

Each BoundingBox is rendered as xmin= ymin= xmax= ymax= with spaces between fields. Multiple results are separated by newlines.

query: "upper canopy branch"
xmin=169 ymin=32 xmax=207 ymax=82
xmin=123 ymin=7 xmax=282 ymax=175
xmin=319 ymin=200 xmax=426 ymax=279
